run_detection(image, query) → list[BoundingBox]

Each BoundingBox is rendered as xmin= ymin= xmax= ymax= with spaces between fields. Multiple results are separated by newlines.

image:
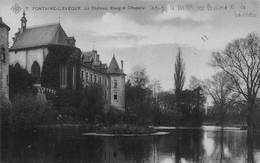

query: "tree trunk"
xmin=247 ymin=98 xmax=254 ymax=129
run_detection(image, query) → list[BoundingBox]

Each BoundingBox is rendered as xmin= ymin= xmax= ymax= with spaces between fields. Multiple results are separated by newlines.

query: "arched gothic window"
xmin=31 ymin=61 xmax=41 ymax=84
xmin=14 ymin=63 xmax=21 ymax=69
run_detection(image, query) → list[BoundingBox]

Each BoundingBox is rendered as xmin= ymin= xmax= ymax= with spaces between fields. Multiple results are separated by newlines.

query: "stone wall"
xmin=9 ymin=47 xmax=48 ymax=73
xmin=0 ymin=26 xmax=9 ymax=100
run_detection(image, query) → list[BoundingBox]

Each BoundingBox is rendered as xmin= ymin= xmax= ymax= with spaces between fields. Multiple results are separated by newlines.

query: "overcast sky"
xmin=1 ymin=0 xmax=260 ymax=91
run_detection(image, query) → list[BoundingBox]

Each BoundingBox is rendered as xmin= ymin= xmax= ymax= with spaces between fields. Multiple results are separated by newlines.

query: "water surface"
xmin=1 ymin=126 xmax=260 ymax=163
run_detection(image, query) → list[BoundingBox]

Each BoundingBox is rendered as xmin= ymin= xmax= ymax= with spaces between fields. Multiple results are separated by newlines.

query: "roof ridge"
xmin=26 ymin=22 xmax=60 ymax=29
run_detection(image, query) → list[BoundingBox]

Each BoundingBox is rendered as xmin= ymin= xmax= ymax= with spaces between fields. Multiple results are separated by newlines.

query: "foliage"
xmin=178 ymin=87 xmax=206 ymax=126
xmin=128 ymin=66 xmax=149 ymax=88
xmin=53 ymin=89 xmax=80 ymax=111
xmin=9 ymin=95 xmax=56 ymax=132
xmin=204 ymin=72 xmax=239 ymax=126
xmin=52 ymin=84 xmax=105 ymax=124
xmin=97 ymin=124 xmax=156 ymax=134
xmin=0 ymin=95 xmax=11 ymax=129
xmin=189 ymin=76 xmax=204 ymax=90
xmin=106 ymin=105 xmax=124 ymax=125
xmin=158 ymin=91 xmax=176 ymax=111
xmin=125 ymin=78 xmax=153 ymax=125
xmin=78 ymin=84 xmax=105 ymax=124
xmin=159 ymin=109 xmax=177 ymax=126
xmin=174 ymin=47 xmax=186 ymax=124
xmin=210 ymin=33 xmax=260 ymax=128
xmin=153 ymin=91 xmax=177 ymax=126
xmin=9 ymin=65 xmax=34 ymax=100
xmin=126 ymin=66 xmax=154 ymax=125
xmin=41 ymin=45 xmax=81 ymax=90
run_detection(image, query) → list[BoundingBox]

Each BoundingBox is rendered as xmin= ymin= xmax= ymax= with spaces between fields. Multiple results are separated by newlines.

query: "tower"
xmin=0 ymin=17 xmax=10 ymax=100
xmin=107 ymin=55 xmax=125 ymax=110
xmin=20 ymin=10 xmax=27 ymax=32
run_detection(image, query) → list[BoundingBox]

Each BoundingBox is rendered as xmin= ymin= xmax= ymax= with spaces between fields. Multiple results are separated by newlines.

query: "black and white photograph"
xmin=1 ymin=0 xmax=260 ymax=162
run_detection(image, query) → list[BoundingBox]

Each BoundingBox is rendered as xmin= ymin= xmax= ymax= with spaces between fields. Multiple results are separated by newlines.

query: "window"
xmin=94 ymin=75 xmax=97 ymax=83
xmin=31 ymin=61 xmax=41 ymax=84
xmin=7 ymin=75 xmax=9 ymax=85
xmin=14 ymin=63 xmax=21 ymax=69
xmin=105 ymin=79 xmax=108 ymax=87
xmin=90 ymin=73 xmax=93 ymax=82
xmin=81 ymin=70 xmax=84 ymax=81
xmin=99 ymin=76 xmax=102 ymax=85
xmin=60 ymin=64 xmax=67 ymax=87
xmin=114 ymin=92 xmax=118 ymax=100
xmin=105 ymin=89 xmax=107 ymax=100
xmin=86 ymin=72 xmax=89 ymax=81
xmin=114 ymin=80 xmax=118 ymax=88
xmin=72 ymin=65 xmax=76 ymax=88
xmin=1 ymin=47 xmax=5 ymax=62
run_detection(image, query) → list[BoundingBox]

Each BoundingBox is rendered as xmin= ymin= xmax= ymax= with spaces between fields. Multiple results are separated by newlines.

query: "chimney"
xmin=121 ymin=60 xmax=124 ymax=72
xmin=67 ymin=37 xmax=76 ymax=47
xmin=97 ymin=54 xmax=100 ymax=62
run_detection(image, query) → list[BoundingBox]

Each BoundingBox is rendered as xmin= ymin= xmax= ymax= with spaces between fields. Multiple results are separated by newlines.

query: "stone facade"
xmin=109 ymin=74 xmax=125 ymax=110
xmin=0 ymin=17 xmax=10 ymax=100
xmin=81 ymin=51 xmax=126 ymax=110
xmin=107 ymin=56 xmax=126 ymax=110
xmin=9 ymin=12 xmax=81 ymax=91
xmin=9 ymin=48 xmax=48 ymax=74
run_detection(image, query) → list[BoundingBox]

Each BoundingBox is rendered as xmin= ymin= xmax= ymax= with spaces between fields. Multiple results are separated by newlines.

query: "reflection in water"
xmin=1 ymin=127 xmax=260 ymax=163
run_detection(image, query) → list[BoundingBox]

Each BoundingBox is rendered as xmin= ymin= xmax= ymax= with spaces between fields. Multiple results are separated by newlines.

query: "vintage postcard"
xmin=1 ymin=0 xmax=260 ymax=162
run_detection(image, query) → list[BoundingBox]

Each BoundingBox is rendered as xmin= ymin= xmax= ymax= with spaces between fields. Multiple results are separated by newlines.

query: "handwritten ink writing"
xmin=229 ymin=4 xmax=235 ymax=10
xmin=150 ymin=5 xmax=167 ymax=14
xmin=197 ymin=5 xmax=204 ymax=11
xmin=235 ymin=11 xmax=257 ymax=18
xmin=207 ymin=4 xmax=228 ymax=11
xmin=240 ymin=3 xmax=246 ymax=10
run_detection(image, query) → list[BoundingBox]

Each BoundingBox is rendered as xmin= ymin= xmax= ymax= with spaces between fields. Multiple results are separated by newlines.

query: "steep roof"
xmin=107 ymin=55 xmax=125 ymax=75
xmin=82 ymin=51 xmax=93 ymax=62
xmin=0 ymin=17 xmax=10 ymax=31
xmin=11 ymin=23 xmax=72 ymax=50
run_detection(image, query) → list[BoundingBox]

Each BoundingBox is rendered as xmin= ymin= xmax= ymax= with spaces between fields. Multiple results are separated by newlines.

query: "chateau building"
xmin=0 ymin=17 xmax=10 ymax=100
xmin=8 ymin=11 xmax=126 ymax=109
xmin=81 ymin=51 xmax=126 ymax=110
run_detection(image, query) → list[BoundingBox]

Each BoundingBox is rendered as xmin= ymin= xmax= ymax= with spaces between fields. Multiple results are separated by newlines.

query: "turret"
xmin=20 ymin=10 xmax=27 ymax=33
xmin=107 ymin=55 xmax=126 ymax=110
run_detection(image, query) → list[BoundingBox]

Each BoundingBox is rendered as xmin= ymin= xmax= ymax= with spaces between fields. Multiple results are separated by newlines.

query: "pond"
xmin=1 ymin=126 xmax=260 ymax=163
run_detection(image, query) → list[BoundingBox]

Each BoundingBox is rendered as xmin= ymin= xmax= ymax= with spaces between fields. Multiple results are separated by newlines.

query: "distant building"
xmin=9 ymin=11 xmax=81 ymax=93
xmin=81 ymin=51 xmax=126 ymax=110
xmin=0 ymin=17 xmax=10 ymax=100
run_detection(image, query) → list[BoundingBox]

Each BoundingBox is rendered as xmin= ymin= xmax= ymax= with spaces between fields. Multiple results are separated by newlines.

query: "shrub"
xmin=9 ymin=65 xmax=34 ymax=100
xmin=0 ymin=96 xmax=11 ymax=129
xmin=97 ymin=124 xmax=156 ymax=135
xmin=106 ymin=106 xmax=123 ymax=125
xmin=9 ymin=94 xmax=56 ymax=132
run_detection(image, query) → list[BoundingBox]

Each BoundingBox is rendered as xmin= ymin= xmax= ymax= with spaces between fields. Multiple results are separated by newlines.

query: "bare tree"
xmin=189 ymin=76 xmax=204 ymax=90
xmin=211 ymin=33 xmax=260 ymax=129
xmin=174 ymin=47 xmax=186 ymax=123
xmin=128 ymin=66 xmax=149 ymax=88
xmin=204 ymin=72 xmax=238 ymax=126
